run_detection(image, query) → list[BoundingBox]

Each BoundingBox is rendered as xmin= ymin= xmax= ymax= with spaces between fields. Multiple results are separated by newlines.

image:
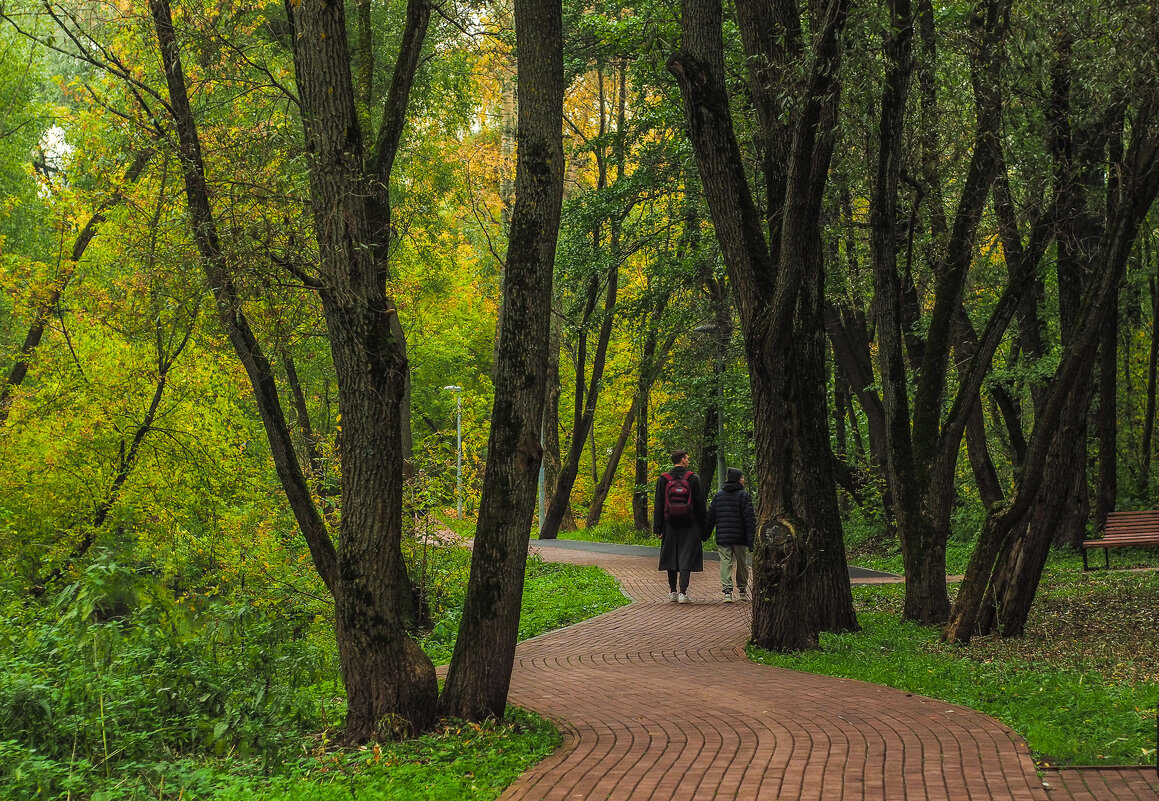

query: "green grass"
xmin=750 ymin=572 xmax=1159 ymax=767
xmin=212 ymin=709 xmax=560 ymax=801
xmin=419 ymin=551 xmax=628 ymax=664
xmin=555 ymin=520 xmax=657 ymax=546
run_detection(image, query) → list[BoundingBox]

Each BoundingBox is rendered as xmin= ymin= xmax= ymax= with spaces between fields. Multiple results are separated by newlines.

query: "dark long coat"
xmin=653 ymin=466 xmax=707 ymax=572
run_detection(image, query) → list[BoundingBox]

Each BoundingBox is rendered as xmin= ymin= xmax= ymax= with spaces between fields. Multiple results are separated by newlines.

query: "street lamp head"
xmin=444 ymin=385 xmax=462 ymax=392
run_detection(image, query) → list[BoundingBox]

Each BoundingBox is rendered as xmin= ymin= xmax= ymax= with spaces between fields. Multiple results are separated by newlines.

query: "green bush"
xmin=0 ymin=541 xmax=624 ymax=799
xmin=0 ymin=559 xmax=339 ymax=800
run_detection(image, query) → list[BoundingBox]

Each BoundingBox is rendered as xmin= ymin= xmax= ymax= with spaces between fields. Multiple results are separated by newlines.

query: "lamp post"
xmin=444 ymin=385 xmax=462 ymax=519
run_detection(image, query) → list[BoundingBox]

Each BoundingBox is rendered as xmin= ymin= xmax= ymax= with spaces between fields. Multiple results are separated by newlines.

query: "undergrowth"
xmin=0 ymin=539 xmax=624 ymax=800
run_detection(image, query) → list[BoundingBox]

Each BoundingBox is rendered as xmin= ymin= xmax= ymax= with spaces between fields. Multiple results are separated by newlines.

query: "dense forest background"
xmin=0 ymin=0 xmax=1157 ymax=790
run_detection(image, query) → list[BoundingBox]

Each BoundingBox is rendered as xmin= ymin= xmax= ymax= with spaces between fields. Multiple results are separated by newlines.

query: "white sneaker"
xmin=677 ymin=593 xmax=690 ymax=604
xmin=669 ymin=591 xmax=679 ymax=602
xmin=738 ymin=589 xmax=749 ymax=601
xmin=723 ymin=592 xmax=734 ymax=603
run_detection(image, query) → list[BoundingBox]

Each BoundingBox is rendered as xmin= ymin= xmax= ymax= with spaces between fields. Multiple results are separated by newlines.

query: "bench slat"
xmin=1084 ymin=539 xmax=1159 ymax=549
xmin=1085 ymin=512 xmax=1159 ymax=567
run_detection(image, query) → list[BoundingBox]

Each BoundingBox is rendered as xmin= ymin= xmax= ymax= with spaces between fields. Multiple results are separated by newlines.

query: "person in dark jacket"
xmin=705 ymin=467 xmax=756 ymax=603
xmin=653 ymin=450 xmax=707 ymax=603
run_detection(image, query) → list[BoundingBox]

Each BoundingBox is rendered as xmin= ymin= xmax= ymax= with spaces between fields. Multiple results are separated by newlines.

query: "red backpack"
xmin=662 ymin=471 xmax=695 ymax=523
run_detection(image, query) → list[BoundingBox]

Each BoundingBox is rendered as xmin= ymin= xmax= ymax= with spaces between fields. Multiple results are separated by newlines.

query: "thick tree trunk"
xmin=985 ymin=382 xmax=1093 ymax=636
xmin=284 ymin=0 xmax=438 ymax=738
xmin=789 ymin=270 xmax=859 ymax=634
xmin=751 ymin=519 xmax=815 ymax=651
xmin=670 ymin=0 xmax=857 ymax=650
xmin=867 ymin=0 xmax=946 ymax=626
xmin=439 ymin=0 xmax=563 ymax=721
xmin=871 ymin=0 xmax=1009 ymax=625
xmin=946 ymin=101 xmax=1159 ymax=643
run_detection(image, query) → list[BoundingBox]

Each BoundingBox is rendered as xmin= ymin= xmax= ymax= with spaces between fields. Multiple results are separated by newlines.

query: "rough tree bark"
xmin=945 ymin=95 xmax=1159 ymax=644
xmin=438 ymin=0 xmax=564 ymax=720
xmin=282 ymin=0 xmax=439 ymax=739
xmin=870 ymin=0 xmax=1011 ymax=624
xmin=670 ymin=0 xmax=858 ymax=650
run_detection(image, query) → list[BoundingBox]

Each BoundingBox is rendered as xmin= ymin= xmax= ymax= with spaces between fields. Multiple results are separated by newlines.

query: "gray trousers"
xmin=718 ymin=544 xmax=750 ymax=592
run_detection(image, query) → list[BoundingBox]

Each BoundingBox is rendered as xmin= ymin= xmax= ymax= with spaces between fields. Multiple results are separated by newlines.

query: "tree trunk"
xmin=986 ymin=382 xmax=1093 ymax=636
xmin=586 ymin=325 xmax=676 ymax=528
xmin=670 ymin=0 xmax=858 ymax=650
xmin=541 ymin=308 xmax=568 ymax=529
xmin=953 ymin=311 xmax=1005 ymax=509
xmin=284 ymin=0 xmax=439 ymax=738
xmin=540 ymin=266 xmax=618 ymax=538
xmin=871 ymin=0 xmax=1009 ymax=625
xmin=1142 ymin=265 xmax=1159 ymax=490
xmin=945 ymin=99 xmax=1159 ymax=644
xmin=1094 ymin=293 xmax=1119 ymax=530
xmin=632 ymin=391 xmax=650 ymax=531
xmin=439 ymin=0 xmax=563 ymax=721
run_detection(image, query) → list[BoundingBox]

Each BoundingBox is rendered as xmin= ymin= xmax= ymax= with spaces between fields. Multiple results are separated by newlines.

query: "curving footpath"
xmin=499 ymin=544 xmax=1159 ymax=801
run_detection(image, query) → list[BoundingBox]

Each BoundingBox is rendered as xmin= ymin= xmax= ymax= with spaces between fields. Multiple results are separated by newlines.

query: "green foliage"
xmin=0 ymin=538 xmax=625 ymax=800
xmin=751 ymin=571 xmax=1159 ymax=766
xmin=0 ymin=556 xmax=339 ymax=801
xmin=212 ymin=710 xmax=560 ymax=801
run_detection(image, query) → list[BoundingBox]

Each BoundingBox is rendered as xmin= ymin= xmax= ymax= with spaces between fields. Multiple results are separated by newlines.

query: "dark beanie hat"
xmin=726 ymin=468 xmax=744 ymax=484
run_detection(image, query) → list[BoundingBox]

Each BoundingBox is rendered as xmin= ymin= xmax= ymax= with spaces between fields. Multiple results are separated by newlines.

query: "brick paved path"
xmin=499 ymin=545 xmax=1159 ymax=801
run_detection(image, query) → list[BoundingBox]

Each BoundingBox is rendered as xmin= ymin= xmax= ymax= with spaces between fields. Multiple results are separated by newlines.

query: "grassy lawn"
xmin=750 ymin=559 xmax=1159 ymax=767
xmin=552 ymin=520 xmax=658 ymax=546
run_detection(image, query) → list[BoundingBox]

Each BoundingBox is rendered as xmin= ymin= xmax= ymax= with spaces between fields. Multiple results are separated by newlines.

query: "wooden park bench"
xmin=1083 ymin=510 xmax=1159 ymax=570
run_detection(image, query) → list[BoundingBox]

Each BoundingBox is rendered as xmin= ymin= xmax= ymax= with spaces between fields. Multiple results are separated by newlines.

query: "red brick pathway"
xmin=499 ymin=546 xmax=1159 ymax=801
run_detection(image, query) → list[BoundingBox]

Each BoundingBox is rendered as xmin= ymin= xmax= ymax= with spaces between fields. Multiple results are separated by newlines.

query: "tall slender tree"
xmin=439 ymin=0 xmax=564 ymax=719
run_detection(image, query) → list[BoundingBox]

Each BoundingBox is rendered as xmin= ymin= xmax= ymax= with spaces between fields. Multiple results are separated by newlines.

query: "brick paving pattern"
xmin=496 ymin=544 xmax=1159 ymax=801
